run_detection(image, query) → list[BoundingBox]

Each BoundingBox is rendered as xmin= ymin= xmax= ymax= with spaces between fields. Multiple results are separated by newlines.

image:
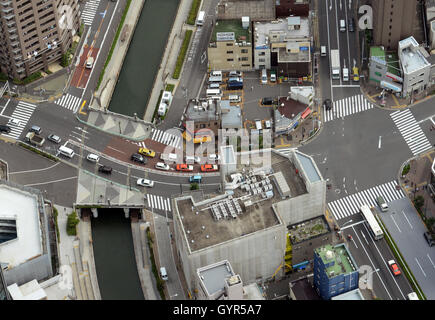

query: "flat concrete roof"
xmin=399 ymin=37 xmax=430 ymax=74
xmin=197 ymin=260 xmax=234 ymax=296
xmin=331 ymin=288 xmax=364 ymax=300
xmin=295 ymin=151 xmax=321 ymax=183
xmin=278 ymin=46 xmax=310 ymax=63
xmin=221 ymin=100 xmax=242 ymax=129
xmin=315 ymin=244 xmax=357 ymax=277
xmin=212 ymin=19 xmax=251 ymax=43
xmin=254 ymin=17 xmax=310 ymax=48
xmin=0 ymin=184 xmax=42 ymax=267
xmin=185 ymin=99 xmax=220 ymax=122
xmin=217 ymin=0 xmax=275 ymax=21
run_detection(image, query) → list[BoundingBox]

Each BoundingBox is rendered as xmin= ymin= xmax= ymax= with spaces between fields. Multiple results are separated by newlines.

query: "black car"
xmin=323 ymin=99 xmax=332 ymax=111
xmin=424 ymin=232 xmax=435 ymax=247
xmin=131 ymin=153 xmax=147 ymax=164
xmin=0 ymin=125 xmax=11 ymax=133
xmin=98 ymin=165 xmax=113 ymax=174
xmin=348 ymin=18 xmax=355 ymax=32
xmin=261 ymin=97 xmax=275 ymax=105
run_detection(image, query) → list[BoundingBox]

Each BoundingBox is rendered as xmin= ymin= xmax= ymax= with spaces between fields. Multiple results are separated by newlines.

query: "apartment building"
xmin=0 ymin=0 xmax=79 ymax=80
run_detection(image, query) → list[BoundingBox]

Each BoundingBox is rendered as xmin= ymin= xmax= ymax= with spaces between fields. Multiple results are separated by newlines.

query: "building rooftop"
xmin=331 ymin=288 xmax=365 ymax=300
xmin=399 ymin=36 xmax=430 ymax=74
xmin=197 ymin=260 xmax=235 ymax=297
xmin=7 ymin=280 xmax=47 ymax=300
xmin=278 ymin=46 xmax=310 ymax=63
xmin=211 ymin=19 xmax=251 ymax=44
xmin=217 ymin=0 xmax=275 ymax=21
xmin=0 ymin=183 xmax=43 ymax=268
xmin=370 ymin=46 xmax=401 ymax=76
xmin=221 ymin=100 xmax=242 ymax=129
xmin=295 ymin=152 xmax=321 ymax=183
xmin=315 ymin=244 xmax=357 ymax=277
xmin=185 ymin=99 xmax=220 ymax=123
xmin=254 ymin=17 xmax=310 ymax=48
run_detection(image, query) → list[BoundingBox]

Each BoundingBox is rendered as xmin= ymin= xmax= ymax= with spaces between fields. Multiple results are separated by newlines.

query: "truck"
xmin=25 ymin=132 xmax=45 ymax=147
xmin=330 ymin=49 xmax=340 ymax=80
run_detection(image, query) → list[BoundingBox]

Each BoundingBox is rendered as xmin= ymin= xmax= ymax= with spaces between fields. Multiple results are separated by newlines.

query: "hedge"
xmin=186 ymin=0 xmax=201 ymax=25
xmin=152 ymin=90 xmax=164 ymax=122
xmin=147 ymin=229 xmax=166 ymax=299
xmin=18 ymin=142 xmax=59 ymax=162
xmin=97 ymin=0 xmax=132 ymax=90
xmin=13 ymin=72 xmax=42 ymax=85
xmin=402 ymin=163 xmax=410 ymax=176
xmin=165 ymin=84 xmax=175 ymax=92
xmin=172 ymin=30 xmax=192 ymax=79
xmin=53 ymin=207 xmax=60 ymax=243
xmin=66 ymin=211 xmax=79 ymax=236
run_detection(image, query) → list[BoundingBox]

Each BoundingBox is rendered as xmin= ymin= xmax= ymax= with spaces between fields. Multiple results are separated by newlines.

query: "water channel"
xmin=91 ymin=208 xmax=143 ymax=300
xmin=108 ymin=0 xmax=180 ymax=118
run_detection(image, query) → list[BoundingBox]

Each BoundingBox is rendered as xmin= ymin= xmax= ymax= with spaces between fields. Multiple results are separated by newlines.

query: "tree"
xmin=66 ymin=211 xmax=79 ymax=236
xmin=414 ymin=195 xmax=425 ymax=211
xmin=190 ymin=183 xmax=199 ymax=190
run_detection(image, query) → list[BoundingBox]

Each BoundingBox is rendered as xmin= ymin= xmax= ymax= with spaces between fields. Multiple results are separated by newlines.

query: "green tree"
xmin=414 ymin=195 xmax=425 ymax=211
xmin=66 ymin=211 xmax=79 ymax=236
xmin=190 ymin=183 xmax=199 ymax=190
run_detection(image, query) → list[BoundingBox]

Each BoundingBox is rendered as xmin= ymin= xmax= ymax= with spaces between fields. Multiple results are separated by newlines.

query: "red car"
xmin=176 ymin=164 xmax=193 ymax=172
xmin=388 ymin=260 xmax=401 ymax=276
xmin=201 ymin=164 xmax=218 ymax=172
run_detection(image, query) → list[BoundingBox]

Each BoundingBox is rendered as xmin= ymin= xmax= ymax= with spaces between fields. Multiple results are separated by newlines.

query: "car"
xmin=348 ymin=18 xmax=355 ymax=32
xmin=201 ymin=164 xmax=219 ymax=172
xmin=0 ymin=125 xmax=11 ymax=133
xmin=352 ymin=67 xmax=359 ymax=81
xmin=138 ymin=147 xmax=156 ymax=158
xmin=323 ymin=99 xmax=332 ymax=111
xmin=47 ymin=134 xmax=62 ymax=144
xmin=131 ymin=153 xmax=147 ymax=164
xmin=228 ymin=71 xmax=242 ymax=77
xmin=29 ymin=125 xmax=42 ymax=134
xmin=424 ymin=232 xmax=435 ymax=247
xmin=261 ymin=97 xmax=274 ymax=105
xmin=98 ymin=165 xmax=113 ymax=174
xmin=155 ymin=162 xmax=170 ymax=171
xmin=136 ymin=178 xmax=154 ymax=187
xmin=208 ymin=154 xmax=220 ymax=162
xmin=270 ymin=70 xmax=276 ymax=82
xmin=388 ymin=260 xmax=401 ymax=276
xmin=176 ymin=164 xmax=193 ymax=172
xmin=185 ymin=156 xmax=201 ymax=164
xmin=8 ymin=118 xmax=20 ymax=126
xmin=86 ymin=56 xmax=94 ymax=69
xmin=86 ymin=153 xmax=100 ymax=163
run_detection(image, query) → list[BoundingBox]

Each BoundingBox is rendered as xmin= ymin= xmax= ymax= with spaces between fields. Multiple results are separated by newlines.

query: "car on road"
xmin=138 ymin=147 xmax=156 ymax=158
xmin=176 ymin=164 xmax=193 ymax=172
xmin=201 ymin=164 xmax=218 ymax=172
xmin=0 ymin=125 xmax=11 ymax=133
xmin=424 ymin=232 xmax=435 ymax=247
xmin=270 ymin=70 xmax=276 ymax=82
xmin=136 ymin=178 xmax=154 ymax=187
xmin=155 ymin=162 xmax=170 ymax=171
xmin=261 ymin=97 xmax=275 ymax=105
xmin=86 ymin=153 xmax=100 ymax=163
xmin=47 ymin=134 xmax=62 ymax=144
xmin=348 ymin=17 xmax=355 ymax=32
xmin=8 ymin=118 xmax=20 ymax=126
xmin=388 ymin=260 xmax=401 ymax=276
xmin=131 ymin=153 xmax=147 ymax=164
xmin=86 ymin=56 xmax=94 ymax=69
xmin=353 ymin=67 xmax=359 ymax=81
xmin=208 ymin=154 xmax=220 ymax=162
xmin=323 ymin=99 xmax=332 ymax=111
xmin=189 ymin=175 xmax=202 ymax=183
xmin=29 ymin=125 xmax=42 ymax=134
xmin=98 ymin=165 xmax=112 ymax=174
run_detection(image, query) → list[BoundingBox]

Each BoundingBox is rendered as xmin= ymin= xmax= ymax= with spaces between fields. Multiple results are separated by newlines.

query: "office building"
xmin=313 ymin=244 xmax=359 ymax=300
xmin=0 ymin=0 xmax=79 ymax=80
xmin=371 ymin=0 xmax=421 ymax=50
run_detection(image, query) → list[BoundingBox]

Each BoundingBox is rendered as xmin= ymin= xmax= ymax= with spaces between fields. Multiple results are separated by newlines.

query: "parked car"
xmin=0 ymin=125 xmax=11 ymax=133
xmin=348 ymin=17 xmax=355 ymax=32
xmin=86 ymin=153 xmax=100 ymax=163
xmin=176 ymin=164 xmax=193 ymax=172
xmin=270 ymin=70 xmax=276 ymax=82
xmin=323 ymin=99 xmax=332 ymax=111
xmin=131 ymin=153 xmax=147 ymax=164
xmin=201 ymin=164 xmax=219 ymax=172
xmin=424 ymin=232 xmax=435 ymax=247
xmin=388 ymin=260 xmax=401 ymax=276
xmin=208 ymin=154 xmax=220 ymax=162
xmin=8 ymin=118 xmax=20 ymax=126
xmin=29 ymin=125 xmax=42 ymax=134
xmin=98 ymin=165 xmax=113 ymax=174
xmin=261 ymin=97 xmax=274 ymax=105
xmin=138 ymin=147 xmax=156 ymax=158
xmin=47 ymin=134 xmax=62 ymax=144
xmin=155 ymin=162 xmax=170 ymax=171
xmin=185 ymin=156 xmax=201 ymax=164
xmin=136 ymin=178 xmax=154 ymax=187
xmin=228 ymin=70 xmax=243 ymax=77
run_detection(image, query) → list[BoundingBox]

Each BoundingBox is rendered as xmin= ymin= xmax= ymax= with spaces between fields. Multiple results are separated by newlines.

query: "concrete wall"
xmin=401 ymin=63 xmax=431 ymax=95
xmin=254 ymin=48 xmax=271 ymax=70
xmin=3 ymin=254 xmax=53 ymax=286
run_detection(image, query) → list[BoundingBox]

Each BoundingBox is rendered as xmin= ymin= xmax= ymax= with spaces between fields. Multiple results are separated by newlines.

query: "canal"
xmin=91 ymin=208 xmax=143 ymax=300
xmin=108 ymin=0 xmax=180 ymax=118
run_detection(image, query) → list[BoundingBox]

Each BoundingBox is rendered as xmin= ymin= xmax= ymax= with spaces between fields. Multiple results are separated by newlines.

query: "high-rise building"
xmin=0 ymin=264 xmax=10 ymax=300
xmin=371 ymin=0 xmax=421 ymax=50
xmin=0 ymin=0 xmax=79 ymax=80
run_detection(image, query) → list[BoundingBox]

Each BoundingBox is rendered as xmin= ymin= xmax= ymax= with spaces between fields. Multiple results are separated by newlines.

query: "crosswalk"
xmin=146 ymin=194 xmax=172 ymax=212
xmin=274 ymin=148 xmax=293 ymax=157
xmin=151 ymin=128 xmax=182 ymax=149
xmin=3 ymin=101 xmax=37 ymax=139
xmin=81 ymin=0 xmax=100 ymax=26
xmin=133 ymin=141 xmax=147 ymax=148
xmin=323 ymin=94 xmax=374 ymax=122
xmin=54 ymin=93 xmax=82 ymax=113
xmin=328 ymin=180 xmax=405 ymax=221
xmin=390 ymin=109 xmax=432 ymax=156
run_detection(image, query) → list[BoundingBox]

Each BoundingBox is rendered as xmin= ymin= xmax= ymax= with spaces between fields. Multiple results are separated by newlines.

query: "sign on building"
xmin=217 ymin=32 xmax=235 ymax=41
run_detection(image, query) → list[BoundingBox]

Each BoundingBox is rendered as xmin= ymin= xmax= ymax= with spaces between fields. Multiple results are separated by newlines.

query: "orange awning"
xmin=301 ymin=108 xmax=312 ymax=119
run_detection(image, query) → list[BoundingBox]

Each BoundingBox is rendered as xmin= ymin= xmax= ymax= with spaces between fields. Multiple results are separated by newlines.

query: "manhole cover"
xmin=335 ymin=189 xmax=341 ymax=194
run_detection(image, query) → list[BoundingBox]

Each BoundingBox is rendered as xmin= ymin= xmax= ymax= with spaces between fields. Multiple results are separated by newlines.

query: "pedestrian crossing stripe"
xmin=3 ymin=101 xmax=37 ymax=140
xmin=328 ymin=180 xmax=405 ymax=220
xmin=81 ymin=0 xmax=100 ymax=26
xmin=133 ymin=141 xmax=147 ymax=148
xmin=146 ymin=194 xmax=172 ymax=212
xmin=151 ymin=128 xmax=182 ymax=149
xmin=55 ymin=93 xmax=82 ymax=113
xmin=323 ymin=94 xmax=374 ymax=122
xmin=390 ymin=109 xmax=432 ymax=156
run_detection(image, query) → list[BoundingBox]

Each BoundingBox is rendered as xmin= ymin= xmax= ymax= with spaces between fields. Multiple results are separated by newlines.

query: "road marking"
xmin=390 ymin=215 xmax=401 ymax=233
xmin=415 ymin=257 xmax=426 ymax=277
xmin=79 ymin=100 xmax=87 ymax=115
xmin=378 ymin=136 xmax=382 ymax=149
xmin=9 ymin=162 xmax=60 ymax=175
xmin=0 ymin=99 xmax=10 ymax=115
xmin=107 ymin=146 xmax=125 ymax=154
xmin=427 ymin=254 xmax=435 ymax=269
xmin=23 ymin=176 xmax=78 ymax=187
xmin=401 ymin=210 xmax=413 ymax=229
xmin=340 ymin=220 xmax=366 ymax=230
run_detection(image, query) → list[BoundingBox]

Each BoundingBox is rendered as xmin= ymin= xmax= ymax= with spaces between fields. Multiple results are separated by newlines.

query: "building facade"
xmin=313 ymin=244 xmax=359 ymax=300
xmin=208 ymin=19 xmax=253 ymax=71
xmin=371 ymin=0 xmax=420 ymax=50
xmin=275 ymin=0 xmax=309 ymax=18
xmin=0 ymin=266 xmax=10 ymax=300
xmin=0 ymin=0 xmax=79 ymax=80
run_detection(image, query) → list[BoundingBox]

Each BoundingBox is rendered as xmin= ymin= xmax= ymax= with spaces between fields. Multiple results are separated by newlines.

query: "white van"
xmin=160 ymin=267 xmax=168 ymax=281
xmin=229 ymin=94 xmax=241 ymax=103
xmin=261 ymin=69 xmax=267 ymax=84
xmin=58 ymin=146 xmax=75 ymax=158
xmin=86 ymin=56 xmax=94 ymax=69
xmin=206 ymin=89 xmax=222 ymax=97
xmin=340 ymin=19 xmax=346 ymax=32
xmin=321 ymin=45 xmax=327 ymax=56
xmin=196 ymin=11 xmax=205 ymax=26
xmin=86 ymin=153 xmax=100 ymax=163
xmin=208 ymin=82 xmax=220 ymax=89
xmin=255 ymin=119 xmax=262 ymax=130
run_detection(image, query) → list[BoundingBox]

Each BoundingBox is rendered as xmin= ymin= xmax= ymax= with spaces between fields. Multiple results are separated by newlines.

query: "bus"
xmin=196 ymin=11 xmax=205 ymax=26
xmin=360 ymin=205 xmax=384 ymax=240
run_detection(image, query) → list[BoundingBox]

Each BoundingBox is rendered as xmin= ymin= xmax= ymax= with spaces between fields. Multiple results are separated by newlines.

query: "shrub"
xmin=165 ymin=84 xmax=175 ymax=92
xmin=172 ymin=30 xmax=192 ymax=79
xmin=53 ymin=207 xmax=60 ymax=243
xmin=13 ymin=72 xmax=42 ymax=85
xmin=18 ymin=142 xmax=58 ymax=162
xmin=152 ymin=90 xmax=164 ymax=122
xmin=402 ymin=163 xmax=410 ymax=176
xmin=66 ymin=211 xmax=79 ymax=236
xmin=0 ymin=72 xmax=8 ymax=81
xmin=414 ymin=195 xmax=425 ymax=212
xmin=146 ymin=229 xmax=166 ymax=299
xmin=186 ymin=0 xmax=201 ymax=25
xmin=190 ymin=183 xmax=199 ymax=190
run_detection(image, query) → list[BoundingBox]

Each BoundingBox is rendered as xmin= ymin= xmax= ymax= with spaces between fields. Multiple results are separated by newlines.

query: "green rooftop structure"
xmin=369 ymin=46 xmax=403 ymax=92
xmin=211 ymin=19 xmax=251 ymax=44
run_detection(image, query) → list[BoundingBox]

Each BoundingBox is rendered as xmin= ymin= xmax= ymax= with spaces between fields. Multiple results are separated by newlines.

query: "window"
xmin=200 ymin=124 xmax=206 ymax=129
xmin=259 ymin=51 xmax=266 ymax=56
xmin=226 ymin=43 xmax=233 ymax=47
xmin=259 ymin=64 xmax=265 ymax=68
xmin=227 ymin=51 xmax=233 ymax=54
xmin=259 ymin=58 xmax=265 ymax=62
xmin=240 ymin=57 xmax=248 ymax=61
xmin=375 ymin=71 xmax=382 ymax=77
xmin=241 ymin=49 xmax=248 ymax=53
xmin=227 ymin=58 xmax=234 ymax=61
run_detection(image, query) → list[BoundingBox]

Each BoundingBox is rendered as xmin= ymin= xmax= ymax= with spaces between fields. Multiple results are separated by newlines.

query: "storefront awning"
xmin=301 ymin=107 xmax=312 ymax=119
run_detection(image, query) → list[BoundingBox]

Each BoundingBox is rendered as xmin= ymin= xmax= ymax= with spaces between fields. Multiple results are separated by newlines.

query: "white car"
xmin=155 ymin=162 xmax=170 ymax=171
xmin=86 ymin=153 xmax=100 ymax=163
xmin=86 ymin=56 xmax=94 ymax=69
xmin=208 ymin=154 xmax=221 ymax=162
xmin=9 ymin=118 xmax=20 ymax=126
xmin=136 ymin=178 xmax=154 ymax=187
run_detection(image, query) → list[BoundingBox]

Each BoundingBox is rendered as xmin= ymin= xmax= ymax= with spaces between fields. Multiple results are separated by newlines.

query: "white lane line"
xmin=378 ymin=136 xmax=382 ymax=149
xmin=9 ymin=162 xmax=60 ymax=175
xmin=23 ymin=176 xmax=78 ymax=187
xmin=401 ymin=210 xmax=413 ymax=229
xmin=390 ymin=215 xmax=402 ymax=233
xmin=415 ymin=257 xmax=427 ymax=277
xmin=427 ymin=254 xmax=435 ymax=270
